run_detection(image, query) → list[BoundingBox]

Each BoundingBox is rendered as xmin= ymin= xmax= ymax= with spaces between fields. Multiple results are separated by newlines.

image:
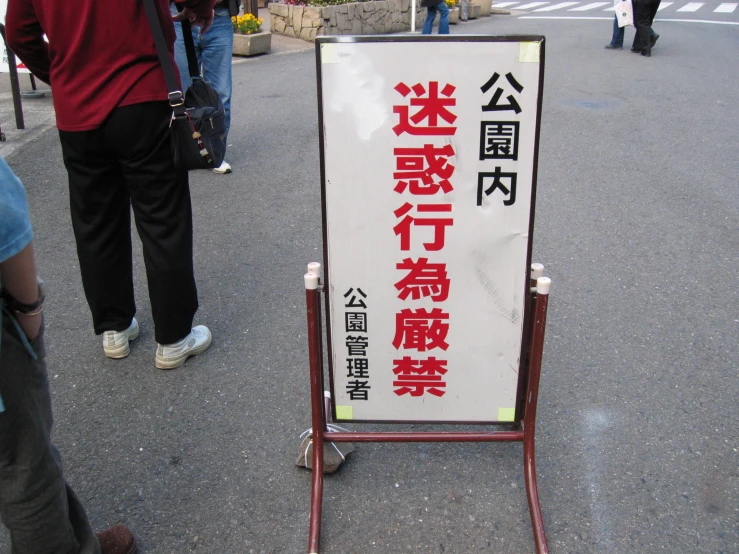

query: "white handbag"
xmin=615 ymin=0 xmax=634 ymax=27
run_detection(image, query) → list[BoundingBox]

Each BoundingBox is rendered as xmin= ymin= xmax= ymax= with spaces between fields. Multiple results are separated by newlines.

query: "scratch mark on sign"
xmin=472 ymin=249 xmax=521 ymax=324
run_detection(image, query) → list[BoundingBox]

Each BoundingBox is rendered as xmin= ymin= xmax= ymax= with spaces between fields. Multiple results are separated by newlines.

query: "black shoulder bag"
xmin=142 ymin=0 xmax=227 ymax=170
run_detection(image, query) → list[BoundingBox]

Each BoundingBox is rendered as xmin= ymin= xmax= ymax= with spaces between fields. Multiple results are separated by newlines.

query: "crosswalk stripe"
xmin=520 ymin=15 xmax=739 ymax=23
xmin=677 ymin=2 xmax=704 ymax=11
xmin=535 ymin=2 xmax=579 ymax=11
xmin=569 ymin=2 xmax=609 ymax=10
xmin=714 ymin=2 xmax=737 ymax=12
xmin=516 ymin=2 xmax=551 ymax=9
xmin=503 ymin=0 xmax=739 ymax=14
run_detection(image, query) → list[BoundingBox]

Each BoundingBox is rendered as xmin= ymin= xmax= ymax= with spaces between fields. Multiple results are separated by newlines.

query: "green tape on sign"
xmin=321 ymin=44 xmax=340 ymax=64
xmin=519 ymin=42 xmax=540 ymax=63
xmin=336 ymin=405 xmax=353 ymax=420
xmin=498 ymin=407 xmax=516 ymax=422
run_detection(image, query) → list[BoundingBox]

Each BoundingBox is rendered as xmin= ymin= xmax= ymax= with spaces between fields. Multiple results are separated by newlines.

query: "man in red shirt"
xmin=3 ymin=1 xmax=214 ymax=553
xmin=6 ymin=0 xmax=215 ymax=370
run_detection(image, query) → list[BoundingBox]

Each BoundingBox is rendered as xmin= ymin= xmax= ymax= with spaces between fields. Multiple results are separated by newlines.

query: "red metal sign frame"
xmin=302 ymin=264 xmax=552 ymax=553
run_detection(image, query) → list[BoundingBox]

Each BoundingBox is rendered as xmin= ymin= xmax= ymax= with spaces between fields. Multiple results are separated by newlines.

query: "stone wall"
xmin=268 ymin=0 xmax=425 ymax=41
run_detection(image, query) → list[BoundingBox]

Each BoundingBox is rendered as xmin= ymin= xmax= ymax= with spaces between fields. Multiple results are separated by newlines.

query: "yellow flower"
xmin=232 ymin=12 xmax=263 ymax=34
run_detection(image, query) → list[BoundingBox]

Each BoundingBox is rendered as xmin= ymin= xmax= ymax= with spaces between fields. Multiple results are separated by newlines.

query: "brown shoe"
xmin=95 ymin=525 xmax=137 ymax=554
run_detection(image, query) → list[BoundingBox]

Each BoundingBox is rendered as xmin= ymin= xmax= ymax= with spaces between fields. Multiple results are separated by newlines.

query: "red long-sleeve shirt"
xmin=5 ymin=0 xmax=215 ymax=131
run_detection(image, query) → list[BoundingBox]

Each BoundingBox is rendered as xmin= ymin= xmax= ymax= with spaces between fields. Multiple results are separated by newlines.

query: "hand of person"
xmin=173 ymin=7 xmax=215 ymax=35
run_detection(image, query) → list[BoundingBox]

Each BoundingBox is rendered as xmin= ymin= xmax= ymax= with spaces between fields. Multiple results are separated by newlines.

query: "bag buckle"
xmin=168 ymin=91 xmax=185 ymax=107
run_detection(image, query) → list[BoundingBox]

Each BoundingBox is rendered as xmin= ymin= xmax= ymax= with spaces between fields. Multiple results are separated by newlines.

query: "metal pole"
xmin=305 ymin=270 xmax=325 ymax=554
xmin=523 ymin=276 xmax=550 ymax=553
xmin=411 ymin=0 xmax=417 ymax=32
xmin=519 ymin=263 xmax=545 ymax=418
xmin=0 ymin=24 xmax=25 ymax=130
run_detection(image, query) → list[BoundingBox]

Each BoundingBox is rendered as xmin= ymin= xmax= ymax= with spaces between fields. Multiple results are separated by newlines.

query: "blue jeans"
xmin=172 ymin=6 xmax=234 ymax=141
xmin=423 ymin=2 xmax=450 ymax=35
xmin=610 ymin=15 xmax=626 ymax=47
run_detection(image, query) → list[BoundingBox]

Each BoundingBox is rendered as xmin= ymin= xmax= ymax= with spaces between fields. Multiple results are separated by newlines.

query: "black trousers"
xmin=0 ymin=317 xmax=100 ymax=554
xmin=633 ymin=0 xmax=661 ymax=51
xmin=59 ymin=102 xmax=198 ymax=345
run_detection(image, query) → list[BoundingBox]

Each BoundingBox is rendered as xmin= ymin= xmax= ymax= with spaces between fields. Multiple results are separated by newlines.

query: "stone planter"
xmin=232 ymin=31 xmax=272 ymax=56
xmin=472 ymin=0 xmax=492 ymax=17
xmin=467 ymin=3 xmax=481 ymax=18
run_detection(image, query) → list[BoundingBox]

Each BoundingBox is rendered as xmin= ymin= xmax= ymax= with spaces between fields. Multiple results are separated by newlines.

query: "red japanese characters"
xmin=391 ymin=81 xmax=458 ymax=398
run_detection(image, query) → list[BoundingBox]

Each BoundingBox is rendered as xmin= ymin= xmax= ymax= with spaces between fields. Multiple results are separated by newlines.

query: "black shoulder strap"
xmin=174 ymin=3 xmax=201 ymax=78
xmin=141 ymin=0 xmax=199 ymax=115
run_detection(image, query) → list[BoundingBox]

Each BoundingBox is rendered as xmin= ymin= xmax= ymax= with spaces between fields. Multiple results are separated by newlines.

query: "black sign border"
xmin=315 ymin=34 xmax=547 ymax=424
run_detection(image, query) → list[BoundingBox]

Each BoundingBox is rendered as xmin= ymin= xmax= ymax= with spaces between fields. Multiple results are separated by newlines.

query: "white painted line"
xmin=714 ymin=2 xmax=737 ymax=12
xmin=520 ymin=15 xmax=616 ymax=18
xmin=677 ymin=2 xmax=704 ymax=11
xmin=569 ymin=2 xmax=609 ymax=10
xmin=535 ymin=1 xmax=580 ymax=10
xmin=657 ymin=2 xmax=673 ymax=9
xmin=519 ymin=15 xmax=739 ymax=23
xmin=516 ymin=1 xmax=551 ymax=9
xmin=655 ymin=17 xmax=739 ymax=23
xmin=492 ymin=1 xmax=520 ymax=6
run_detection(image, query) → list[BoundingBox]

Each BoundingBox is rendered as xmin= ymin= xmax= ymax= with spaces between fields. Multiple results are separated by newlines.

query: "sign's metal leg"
xmin=302 ymin=266 xmax=552 ymax=552
xmin=305 ymin=270 xmax=326 ymax=553
xmin=523 ymin=277 xmax=551 ymax=554
xmin=518 ymin=263 xmax=547 ymax=419
xmin=524 ymin=432 xmax=548 ymax=554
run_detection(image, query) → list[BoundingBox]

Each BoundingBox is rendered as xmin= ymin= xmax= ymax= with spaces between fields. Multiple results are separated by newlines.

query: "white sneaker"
xmin=212 ymin=161 xmax=232 ymax=174
xmin=155 ymin=325 xmax=212 ymax=370
xmin=103 ymin=318 xmax=140 ymax=359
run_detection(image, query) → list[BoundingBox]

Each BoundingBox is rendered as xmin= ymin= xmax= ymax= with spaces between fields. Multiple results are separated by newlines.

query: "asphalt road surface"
xmin=1 ymin=11 xmax=737 ymax=554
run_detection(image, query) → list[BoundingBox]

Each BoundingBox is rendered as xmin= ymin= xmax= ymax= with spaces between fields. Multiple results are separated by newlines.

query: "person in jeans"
xmin=171 ymin=0 xmax=240 ymax=175
xmin=6 ymin=0 xmax=214 ymax=370
xmin=0 ymin=158 xmax=136 ymax=553
xmin=422 ymin=0 xmax=450 ymax=35
xmin=605 ymin=12 xmax=658 ymax=50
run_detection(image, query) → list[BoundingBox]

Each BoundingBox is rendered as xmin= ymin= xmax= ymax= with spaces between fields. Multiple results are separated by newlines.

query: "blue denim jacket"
xmin=0 ymin=157 xmax=33 ymax=266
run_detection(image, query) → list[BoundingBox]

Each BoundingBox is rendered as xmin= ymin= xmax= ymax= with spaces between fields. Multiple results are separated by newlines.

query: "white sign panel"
xmin=319 ymin=36 xmax=544 ymax=423
xmin=0 ymin=0 xmax=31 ymax=74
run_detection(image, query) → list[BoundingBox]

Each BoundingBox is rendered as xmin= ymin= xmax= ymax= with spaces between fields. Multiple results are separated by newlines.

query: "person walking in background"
xmin=633 ymin=0 xmax=661 ymax=56
xmin=605 ymin=12 xmax=658 ymax=50
xmin=171 ymin=0 xmax=240 ymax=175
xmin=459 ymin=0 xmax=469 ymax=22
xmin=422 ymin=0 xmax=450 ymax=34
xmin=0 ymin=158 xmax=136 ymax=554
xmin=5 ymin=0 xmax=214 ymax=370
